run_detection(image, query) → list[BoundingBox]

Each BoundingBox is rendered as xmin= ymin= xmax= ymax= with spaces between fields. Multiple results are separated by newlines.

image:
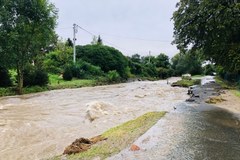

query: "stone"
xmin=130 ymin=144 xmax=140 ymax=151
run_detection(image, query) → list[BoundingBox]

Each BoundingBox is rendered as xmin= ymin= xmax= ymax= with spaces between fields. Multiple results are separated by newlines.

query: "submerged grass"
xmin=171 ymin=79 xmax=201 ymax=88
xmin=51 ymin=111 xmax=166 ymax=160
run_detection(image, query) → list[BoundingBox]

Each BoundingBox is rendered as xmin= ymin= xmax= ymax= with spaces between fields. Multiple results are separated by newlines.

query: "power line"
xmin=96 ymin=32 xmax=172 ymax=43
xmin=75 ymin=24 xmax=135 ymax=53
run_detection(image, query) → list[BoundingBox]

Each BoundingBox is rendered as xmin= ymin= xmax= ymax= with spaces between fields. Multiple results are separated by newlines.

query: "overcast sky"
xmin=50 ymin=0 xmax=179 ymax=57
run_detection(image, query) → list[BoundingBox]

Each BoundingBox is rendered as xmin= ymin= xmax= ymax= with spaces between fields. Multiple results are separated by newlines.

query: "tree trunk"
xmin=17 ymin=64 xmax=23 ymax=95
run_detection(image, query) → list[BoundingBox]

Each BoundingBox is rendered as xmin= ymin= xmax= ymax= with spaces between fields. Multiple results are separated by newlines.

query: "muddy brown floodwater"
xmin=0 ymin=78 xmax=187 ymax=160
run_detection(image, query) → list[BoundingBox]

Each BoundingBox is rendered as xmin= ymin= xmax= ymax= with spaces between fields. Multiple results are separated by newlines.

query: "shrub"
xmin=76 ymin=45 xmax=128 ymax=78
xmin=107 ymin=70 xmax=120 ymax=83
xmin=71 ymin=61 xmax=104 ymax=79
xmin=0 ymin=66 xmax=12 ymax=87
xmin=157 ymin=67 xmax=173 ymax=79
xmin=63 ymin=66 xmax=73 ymax=81
xmin=23 ymin=65 xmax=49 ymax=86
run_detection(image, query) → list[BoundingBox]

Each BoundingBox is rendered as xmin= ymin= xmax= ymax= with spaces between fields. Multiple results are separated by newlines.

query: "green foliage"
xmin=76 ymin=45 xmax=128 ymax=78
xmin=216 ymin=66 xmax=240 ymax=83
xmin=171 ymin=51 xmax=203 ymax=76
xmin=71 ymin=60 xmax=104 ymax=79
xmin=171 ymin=79 xmax=201 ymax=88
xmin=23 ymin=65 xmax=49 ymax=87
xmin=128 ymin=53 xmax=172 ymax=79
xmin=204 ymin=64 xmax=216 ymax=75
xmin=107 ymin=70 xmax=121 ymax=83
xmin=0 ymin=66 xmax=12 ymax=87
xmin=43 ymin=43 xmax=73 ymax=74
xmin=63 ymin=66 xmax=73 ymax=81
xmin=0 ymin=0 xmax=57 ymax=94
xmin=173 ymin=0 xmax=240 ymax=73
xmin=156 ymin=53 xmax=170 ymax=68
xmin=157 ymin=67 xmax=173 ymax=79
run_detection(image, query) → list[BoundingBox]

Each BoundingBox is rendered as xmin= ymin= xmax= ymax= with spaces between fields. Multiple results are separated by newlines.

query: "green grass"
xmin=232 ymin=90 xmax=240 ymax=98
xmin=214 ymin=77 xmax=236 ymax=89
xmin=191 ymin=75 xmax=204 ymax=79
xmin=215 ymin=77 xmax=240 ymax=98
xmin=51 ymin=112 xmax=166 ymax=160
xmin=48 ymin=74 xmax=97 ymax=90
xmin=171 ymin=79 xmax=201 ymax=88
xmin=0 ymin=74 xmax=97 ymax=97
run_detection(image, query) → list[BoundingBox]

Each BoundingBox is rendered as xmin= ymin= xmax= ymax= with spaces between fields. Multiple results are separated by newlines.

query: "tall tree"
xmin=172 ymin=0 xmax=240 ymax=72
xmin=97 ymin=35 xmax=103 ymax=45
xmin=156 ymin=53 xmax=170 ymax=68
xmin=0 ymin=0 xmax=57 ymax=94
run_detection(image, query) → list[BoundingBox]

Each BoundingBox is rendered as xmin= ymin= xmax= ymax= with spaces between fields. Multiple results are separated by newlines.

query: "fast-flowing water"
xmin=1 ymin=77 xmax=240 ymax=160
xmin=0 ymin=78 xmax=187 ymax=160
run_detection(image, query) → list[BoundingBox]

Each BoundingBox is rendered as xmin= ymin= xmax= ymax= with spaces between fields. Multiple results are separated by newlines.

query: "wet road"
xmin=109 ymin=103 xmax=240 ymax=160
xmin=109 ymin=77 xmax=240 ymax=160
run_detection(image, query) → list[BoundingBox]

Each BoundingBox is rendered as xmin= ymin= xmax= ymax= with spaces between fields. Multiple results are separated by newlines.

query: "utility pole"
xmin=73 ymin=23 xmax=78 ymax=64
xmin=148 ymin=51 xmax=151 ymax=64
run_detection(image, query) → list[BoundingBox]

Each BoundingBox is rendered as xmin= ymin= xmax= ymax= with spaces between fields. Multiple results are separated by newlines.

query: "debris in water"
xmin=205 ymin=96 xmax=226 ymax=104
xmin=63 ymin=135 xmax=107 ymax=155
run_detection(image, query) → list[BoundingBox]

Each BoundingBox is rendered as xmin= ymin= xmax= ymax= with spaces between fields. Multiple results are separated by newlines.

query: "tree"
xmin=0 ymin=0 xmax=57 ymax=94
xmin=156 ymin=53 xmax=170 ymax=68
xmin=171 ymin=51 xmax=203 ymax=76
xmin=172 ymin=0 xmax=240 ymax=72
xmin=66 ymin=38 xmax=73 ymax=47
xmin=76 ymin=45 xmax=128 ymax=78
xmin=97 ymin=35 xmax=103 ymax=45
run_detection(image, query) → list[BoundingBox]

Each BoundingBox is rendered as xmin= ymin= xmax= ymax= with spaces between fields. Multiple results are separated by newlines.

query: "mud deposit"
xmin=0 ymin=78 xmax=187 ymax=160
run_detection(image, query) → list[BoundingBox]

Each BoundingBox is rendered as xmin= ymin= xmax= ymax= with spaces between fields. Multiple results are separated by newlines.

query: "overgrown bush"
xmin=63 ymin=66 xmax=73 ymax=81
xmin=76 ymin=45 xmax=128 ymax=78
xmin=70 ymin=61 xmax=104 ymax=79
xmin=107 ymin=70 xmax=121 ymax=83
xmin=0 ymin=66 xmax=12 ymax=87
xmin=23 ymin=65 xmax=49 ymax=86
xmin=157 ymin=67 xmax=173 ymax=79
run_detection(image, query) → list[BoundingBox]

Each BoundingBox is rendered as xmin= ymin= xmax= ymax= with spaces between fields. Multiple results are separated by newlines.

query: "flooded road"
xmin=0 ymin=78 xmax=188 ymax=160
xmin=109 ymin=103 xmax=240 ymax=160
xmin=110 ymin=77 xmax=240 ymax=160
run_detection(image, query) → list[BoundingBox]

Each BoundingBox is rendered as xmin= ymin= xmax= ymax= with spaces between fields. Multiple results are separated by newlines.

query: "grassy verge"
xmin=232 ymin=90 xmax=240 ymax=98
xmin=0 ymin=74 xmax=97 ymax=97
xmin=51 ymin=111 xmax=166 ymax=160
xmin=171 ymin=79 xmax=201 ymax=88
xmin=191 ymin=75 xmax=204 ymax=79
xmin=214 ymin=77 xmax=236 ymax=89
xmin=215 ymin=77 xmax=240 ymax=98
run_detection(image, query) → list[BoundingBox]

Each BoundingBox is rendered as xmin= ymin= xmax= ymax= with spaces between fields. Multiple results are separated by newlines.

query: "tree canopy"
xmin=76 ymin=45 xmax=128 ymax=78
xmin=172 ymin=0 xmax=240 ymax=72
xmin=0 ymin=0 xmax=57 ymax=94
